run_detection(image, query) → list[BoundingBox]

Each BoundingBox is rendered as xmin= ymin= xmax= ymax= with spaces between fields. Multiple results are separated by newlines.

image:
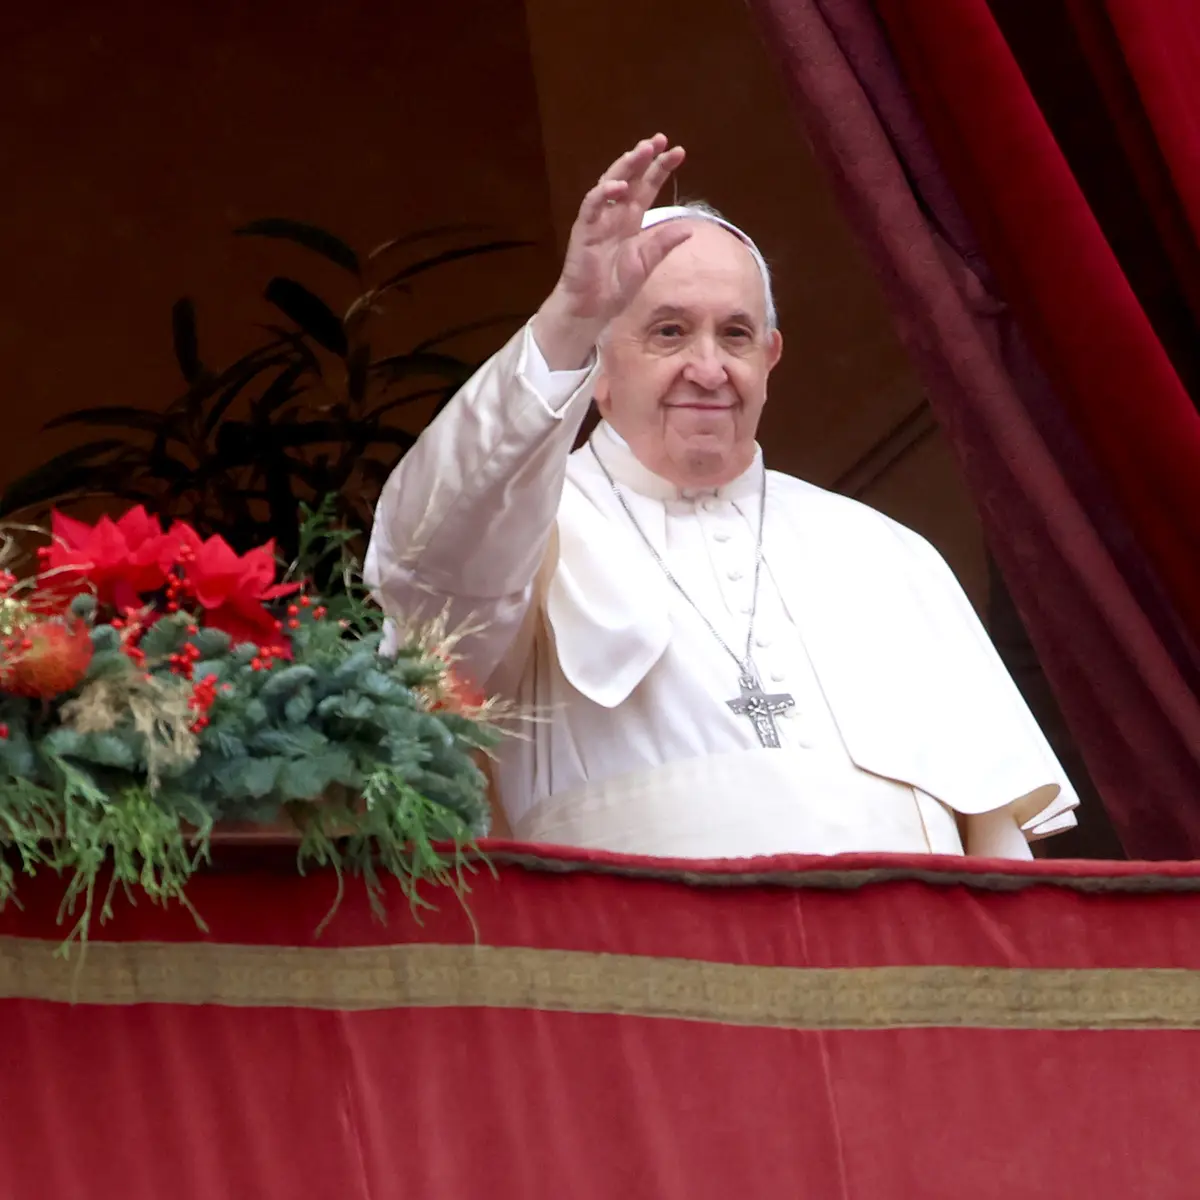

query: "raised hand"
xmin=533 ymin=134 xmax=687 ymax=370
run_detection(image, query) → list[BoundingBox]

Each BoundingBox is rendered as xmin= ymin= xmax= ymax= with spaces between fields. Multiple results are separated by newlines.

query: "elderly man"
xmin=365 ymin=134 xmax=1079 ymax=859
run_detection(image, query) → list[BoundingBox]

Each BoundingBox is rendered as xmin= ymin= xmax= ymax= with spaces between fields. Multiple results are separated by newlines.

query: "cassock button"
xmin=755 ymin=634 xmax=771 ymax=648
xmin=770 ymin=669 xmax=786 ymax=682
xmin=702 ymin=498 xmax=719 ymax=513
xmin=713 ymin=530 xmax=731 ymax=543
xmin=727 ymin=568 xmax=743 ymax=581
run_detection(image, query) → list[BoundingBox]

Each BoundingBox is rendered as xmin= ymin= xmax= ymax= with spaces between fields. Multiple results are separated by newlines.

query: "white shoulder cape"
xmin=546 ymin=443 xmax=1076 ymax=832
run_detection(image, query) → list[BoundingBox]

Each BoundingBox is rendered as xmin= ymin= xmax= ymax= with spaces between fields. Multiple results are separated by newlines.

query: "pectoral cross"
xmin=727 ymin=674 xmax=795 ymax=749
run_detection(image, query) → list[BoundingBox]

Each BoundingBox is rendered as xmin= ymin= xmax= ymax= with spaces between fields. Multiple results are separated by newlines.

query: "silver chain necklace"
xmin=588 ymin=440 xmax=795 ymax=748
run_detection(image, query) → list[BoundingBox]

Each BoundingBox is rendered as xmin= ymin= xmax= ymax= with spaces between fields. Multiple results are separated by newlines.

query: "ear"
xmin=765 ymin=329 xmax=783 ymax=373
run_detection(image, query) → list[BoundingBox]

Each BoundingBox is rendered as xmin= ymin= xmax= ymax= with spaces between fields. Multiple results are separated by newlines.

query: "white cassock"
xmin=365 ymin=323 xmax=1080 ymax=860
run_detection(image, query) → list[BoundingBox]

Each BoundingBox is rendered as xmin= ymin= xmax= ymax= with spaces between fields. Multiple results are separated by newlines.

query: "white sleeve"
xmin=522 ymin=332 xmax=594 ymax=411
xmin=363 ymin=321 xmax=598 ymax=687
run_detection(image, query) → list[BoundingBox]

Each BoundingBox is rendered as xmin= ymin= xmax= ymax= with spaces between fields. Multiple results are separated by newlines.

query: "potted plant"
xmin=0 ymin=219 xmax=530 ymax=571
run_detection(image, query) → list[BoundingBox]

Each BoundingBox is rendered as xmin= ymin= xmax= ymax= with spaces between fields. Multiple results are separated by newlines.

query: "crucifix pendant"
xmin=727 ymin=673 xmax=795 ymax=749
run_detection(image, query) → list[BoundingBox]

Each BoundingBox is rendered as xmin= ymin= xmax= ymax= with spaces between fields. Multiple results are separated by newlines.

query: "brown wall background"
xmin=2 ymin=0 xmax=988 ymax=609
xmin=1 ymin=0 xmax=560 ymax=492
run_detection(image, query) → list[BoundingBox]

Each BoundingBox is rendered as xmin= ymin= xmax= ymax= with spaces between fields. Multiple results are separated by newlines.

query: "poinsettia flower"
xmin=174 ymin=528 xmax=300 ymax=650
xmin=42 ymin=506 xmax=176 ymax=611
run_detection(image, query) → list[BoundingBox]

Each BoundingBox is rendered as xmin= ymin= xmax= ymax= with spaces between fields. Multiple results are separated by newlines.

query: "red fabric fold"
xmin=1103 ymin=0 xmax=1200 ymax=247
xmin=872 ymin=0 xmax=1200 ymax=639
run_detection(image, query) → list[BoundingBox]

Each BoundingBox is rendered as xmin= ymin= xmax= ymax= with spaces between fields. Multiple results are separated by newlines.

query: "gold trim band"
xmin=2 ymin=936 xmax=1197 ymax=1029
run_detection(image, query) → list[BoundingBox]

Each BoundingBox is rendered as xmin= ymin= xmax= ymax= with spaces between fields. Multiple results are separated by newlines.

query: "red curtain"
xmin=869 ymin=0 xmax=1200 ymax=642
xmin=5 ymin=848 xmax=1200 ymax=1198
xmin=1101 ymin=0 xmax=1200 ymax=249
xmin=744 ymin=0 xmax=1200 ymax=857
xmin=985 ymin=0 xmax=1200 ymax=399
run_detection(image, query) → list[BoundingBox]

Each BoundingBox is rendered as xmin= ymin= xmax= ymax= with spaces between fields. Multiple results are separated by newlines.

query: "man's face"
xmin=594 ymin=219 xmax=783 ymax=488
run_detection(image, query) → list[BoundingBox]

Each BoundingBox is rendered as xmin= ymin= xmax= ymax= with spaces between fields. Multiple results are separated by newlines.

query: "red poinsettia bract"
xmin=171 ymin=528 xmax=301 ymax=652
xmin=41 ymin=506 xmax=179 ymax=611
xmin=33 ymin=506 xmax=303 ymax=655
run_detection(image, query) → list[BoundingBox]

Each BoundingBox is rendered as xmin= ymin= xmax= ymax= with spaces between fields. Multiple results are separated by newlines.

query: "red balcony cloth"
xmin=2 ymin=845 xmax=1199 ymax=1198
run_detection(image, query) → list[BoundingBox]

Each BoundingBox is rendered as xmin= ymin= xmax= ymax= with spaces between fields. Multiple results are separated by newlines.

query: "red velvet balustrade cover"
xmin=3 ymin=845 xmax=1200 ymax=1198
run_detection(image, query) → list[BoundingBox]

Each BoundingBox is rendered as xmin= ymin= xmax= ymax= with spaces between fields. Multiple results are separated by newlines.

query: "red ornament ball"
xmin=1 ymin=618 xmax=94 ymax=699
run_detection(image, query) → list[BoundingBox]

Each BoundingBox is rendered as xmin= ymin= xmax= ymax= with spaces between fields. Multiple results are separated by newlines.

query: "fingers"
xmin=598 ymin=134 xmax=684 ymax=201
xmin=578 ymin=178 xmax=629 ymax=225
xmin=600 ymin=134 xmax=669 ymax=185
xmin=635 ymin=145 xmax=686 ymax=209
xmin=636 ymin=222 xmax=693 ymax=276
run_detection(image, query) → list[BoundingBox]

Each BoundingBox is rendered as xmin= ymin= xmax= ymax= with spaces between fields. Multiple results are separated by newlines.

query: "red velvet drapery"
xmin=5 ymin=848 xmax=1200 ymax=1198
xmin=870 ymin=0 xmax=1200 ymax=642
xmin=1098 ymin=0 xmax=1200 ymax=250
xmin=986 ymin=0 xmax=1200 ymax=398
xmin=744 ymin=0 xmax=1200 ymax=856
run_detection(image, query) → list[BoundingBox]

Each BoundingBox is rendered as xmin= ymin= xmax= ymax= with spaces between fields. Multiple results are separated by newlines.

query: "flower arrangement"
xmin=0 ymin=499 xmax=500 ymax=947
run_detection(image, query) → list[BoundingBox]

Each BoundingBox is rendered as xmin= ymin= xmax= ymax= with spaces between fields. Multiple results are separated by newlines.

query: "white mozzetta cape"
xmin=365 ymin=325 xmax=1079 ymax=858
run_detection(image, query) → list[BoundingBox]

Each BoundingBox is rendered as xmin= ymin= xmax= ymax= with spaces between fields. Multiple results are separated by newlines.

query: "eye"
xmin=723 ymin=326 xmax=753 ymax=341
xmin=652 ymin=323 xmax=686 ymax=339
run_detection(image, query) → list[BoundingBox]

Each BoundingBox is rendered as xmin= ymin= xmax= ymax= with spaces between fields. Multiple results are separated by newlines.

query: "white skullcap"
xmin=641 ymin=204 xmax=777 ymax=329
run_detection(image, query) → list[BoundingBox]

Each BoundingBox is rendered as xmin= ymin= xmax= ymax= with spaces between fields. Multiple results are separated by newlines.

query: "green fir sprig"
xmin=0 ymin=500 xmax=503 ymax=951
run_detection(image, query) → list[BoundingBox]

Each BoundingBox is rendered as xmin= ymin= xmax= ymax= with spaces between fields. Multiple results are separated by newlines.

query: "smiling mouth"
xmin=665 ymin=402 xmax=736 ymax=411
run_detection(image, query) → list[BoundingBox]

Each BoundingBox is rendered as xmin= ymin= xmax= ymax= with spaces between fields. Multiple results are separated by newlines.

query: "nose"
xmin=681 ymin=336 xmax=728 ymax=391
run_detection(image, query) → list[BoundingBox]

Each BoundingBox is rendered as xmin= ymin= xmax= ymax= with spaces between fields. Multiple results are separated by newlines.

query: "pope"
xmin=365 ymin=134 xmax=1079 ymax=859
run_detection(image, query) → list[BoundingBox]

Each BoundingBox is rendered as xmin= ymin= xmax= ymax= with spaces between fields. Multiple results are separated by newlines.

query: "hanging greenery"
xmin=0 ymin=498 xmax=503 ymax=949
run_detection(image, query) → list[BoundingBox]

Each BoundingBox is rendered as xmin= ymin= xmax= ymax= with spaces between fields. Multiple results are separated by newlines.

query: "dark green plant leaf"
xmin=264 ymin=277 xmax=348 ymax=357
xmin=256 ymin=422 xmax=416 ymax=449
xmin=377 ymin=240 xmax=532 ymax=294
xmin=251 ymin=361 xmax=310 ymax=423
xmin=363 ymin=428 xmax=417 ymax=449
xmin=143 ymin=449 xmax=194 ymax=481
xmin=0 ymin=440 xmax=130 ymax=516
xmin=236 ymin=219 xmax=361 ymax=275
xmin=412 ymin=313 xmax=526 ymax=353
xmin=1 ymin=480 xmax=160 ymax=520
xmin=166 ymin=340 xmax=289 ymax=447
xmin=347 ymin=343 xmax=371 ymax=406
xmin=200 ymin=348 xmax=302 ymax=438
xmin=366 ymin=387 xmax=449 ymax=421
xmin=259 ymin=325 xmax=324 ymax=375
xmin=213 ymin=420 xmax=258 ymax=464
xmin=172 ymin=297 xmax=204 ymax=383
xmin=371 ymin=351 xmax=475 ymax=386
xmin=367 ymin=223 xmax=491 ymax=262
xmin=42 ymin=406 xmax=177 ymax=436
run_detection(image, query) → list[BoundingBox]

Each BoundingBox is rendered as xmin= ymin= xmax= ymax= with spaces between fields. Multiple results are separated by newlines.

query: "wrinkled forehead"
xmin=635 ymin=220 xmax=768 ymax=320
